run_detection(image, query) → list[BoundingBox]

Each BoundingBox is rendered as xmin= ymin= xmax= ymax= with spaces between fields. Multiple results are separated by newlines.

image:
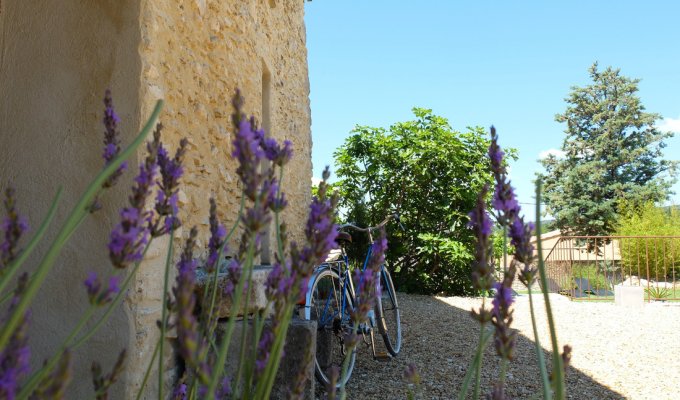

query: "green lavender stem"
xmin=535 ymin=180 xmax=565 ymax=399
xmin=0 ymin=100 xmax=163 ymax=354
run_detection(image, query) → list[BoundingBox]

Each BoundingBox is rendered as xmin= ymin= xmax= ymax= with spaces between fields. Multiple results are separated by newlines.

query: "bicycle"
xmin=299 ymin=214 xmax=403 ymax=388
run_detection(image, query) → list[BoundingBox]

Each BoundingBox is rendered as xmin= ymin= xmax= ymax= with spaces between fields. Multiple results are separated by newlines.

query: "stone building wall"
xmin=129 ymin=0 xmax=313 ymax=396
xmin=138 ymin=0 xmax=311 ymax=259
xmin=0 ymin=1 xmax=312 ymax=398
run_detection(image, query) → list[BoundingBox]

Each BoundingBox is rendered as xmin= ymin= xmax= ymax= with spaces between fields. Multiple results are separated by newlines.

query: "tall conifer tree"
xmin=541 ymin=63 xmax=676 ymax=237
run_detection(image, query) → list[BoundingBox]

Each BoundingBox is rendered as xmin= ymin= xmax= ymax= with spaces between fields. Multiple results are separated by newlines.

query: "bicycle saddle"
xmin=336 ymin=231 xmax=352 ymax=245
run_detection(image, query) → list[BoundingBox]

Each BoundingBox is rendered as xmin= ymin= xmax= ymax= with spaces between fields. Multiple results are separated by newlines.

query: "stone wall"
xmin=0 ymin=0 xmax=312 ymax=398
xmin=0 ymin=1 xmax=143 ymax=398
xmin=139 ymin=0 xmax=311 ymax=251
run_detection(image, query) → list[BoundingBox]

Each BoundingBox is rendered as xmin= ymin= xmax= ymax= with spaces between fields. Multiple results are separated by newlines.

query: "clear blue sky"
xmin=304 ymin=1 xmax=680 ymax=220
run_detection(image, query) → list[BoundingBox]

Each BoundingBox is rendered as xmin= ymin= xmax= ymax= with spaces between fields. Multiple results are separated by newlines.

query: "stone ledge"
xmin=195 ymin=265 xmax=273 ymax=318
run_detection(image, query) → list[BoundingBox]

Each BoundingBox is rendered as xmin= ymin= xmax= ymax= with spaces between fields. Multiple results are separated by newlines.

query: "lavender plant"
xmin=0 ymin=85 xmax=338 ymax=399
xmin=325 ymin=228 xmax=387 ymax=400
xmin=458 ymin=127 xmax=570 ymax=399
xmin=130 ymin=89 xmax=338 ymax=400
xmin=0 ymin=90 xmax=163 ymax=399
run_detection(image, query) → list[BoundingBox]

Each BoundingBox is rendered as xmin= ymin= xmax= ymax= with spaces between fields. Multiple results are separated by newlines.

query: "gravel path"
xmin=337 ymin=293 xmax=680 ymax=399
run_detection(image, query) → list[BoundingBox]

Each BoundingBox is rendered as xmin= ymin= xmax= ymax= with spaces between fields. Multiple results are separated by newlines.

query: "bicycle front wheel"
xmin=306 ymin=267 xmax=356 ymax=388
xmin=376 ymin=266 xmax=401 ymax=356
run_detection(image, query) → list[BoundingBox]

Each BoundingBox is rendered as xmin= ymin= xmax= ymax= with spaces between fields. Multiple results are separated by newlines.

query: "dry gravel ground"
xmin=336 ymin=293 xmax=680 ymax=400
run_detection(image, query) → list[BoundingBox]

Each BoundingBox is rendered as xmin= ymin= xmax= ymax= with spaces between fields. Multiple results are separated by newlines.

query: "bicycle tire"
xmin=375 ymin=266 xmax=401 ymax=356
xmin=305 ymin=267 xmax=356 ymax=388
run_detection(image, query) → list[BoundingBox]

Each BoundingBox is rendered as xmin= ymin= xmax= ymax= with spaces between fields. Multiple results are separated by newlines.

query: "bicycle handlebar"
xmin=339 ymin=213 xmax=402 ymax=234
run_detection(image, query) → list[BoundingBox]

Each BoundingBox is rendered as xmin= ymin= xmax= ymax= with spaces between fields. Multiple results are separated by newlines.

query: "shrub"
xmin=616 ymin=202 xmax=680 ymax=280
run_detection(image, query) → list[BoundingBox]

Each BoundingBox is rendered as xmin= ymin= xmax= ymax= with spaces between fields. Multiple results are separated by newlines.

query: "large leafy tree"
xmin=334 ymin=108 xmax=496 ymax=295
xmin=541 ymin=63 xmax=676 ymax=237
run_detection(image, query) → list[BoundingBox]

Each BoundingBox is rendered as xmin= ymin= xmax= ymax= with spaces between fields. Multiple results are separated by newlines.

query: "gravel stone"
xmin=325 ymin=293 xmax=680 ymax=399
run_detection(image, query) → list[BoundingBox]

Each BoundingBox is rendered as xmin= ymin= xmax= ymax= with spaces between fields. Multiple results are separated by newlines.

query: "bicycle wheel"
xmin=375 ymin=266 xmax=401 ymax=356
xmin=306 ymin=267 xmax=356 ymax=388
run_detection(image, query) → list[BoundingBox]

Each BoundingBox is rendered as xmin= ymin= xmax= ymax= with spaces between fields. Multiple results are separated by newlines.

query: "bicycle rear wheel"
xmin=375 ymin=266 xmax=401 ymax=356
xmin=306 ymin=267 xmax=356 ymax=388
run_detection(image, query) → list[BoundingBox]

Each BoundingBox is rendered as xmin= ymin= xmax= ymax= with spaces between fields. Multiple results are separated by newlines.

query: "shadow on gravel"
xmin=339 ymin=293 xmax=624 ymax=400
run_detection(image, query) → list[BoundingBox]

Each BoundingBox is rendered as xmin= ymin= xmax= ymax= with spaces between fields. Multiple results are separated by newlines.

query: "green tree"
xmin=616 ymin=202 xmax=680 ymax=280
xmin=541 ymin=63 xmax=676 ymax=237
xmin=334 ymin=108 xmax=498 ymax=295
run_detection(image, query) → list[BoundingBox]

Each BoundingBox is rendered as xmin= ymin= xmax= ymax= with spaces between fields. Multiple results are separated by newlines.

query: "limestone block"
xmin=195 ymin=265 xmax=273 ymax=318
xmin=615 ymin=285 xmax=644 ymax=307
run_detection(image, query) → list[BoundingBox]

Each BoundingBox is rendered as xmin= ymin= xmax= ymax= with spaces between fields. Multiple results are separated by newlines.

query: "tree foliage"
xmin=616 ymin=202 xmax=680 ymax=279
xmin=541 ymin=63 xmax=676 ymax=237
xmin=333 ymin=108 xmax=498 ymax=295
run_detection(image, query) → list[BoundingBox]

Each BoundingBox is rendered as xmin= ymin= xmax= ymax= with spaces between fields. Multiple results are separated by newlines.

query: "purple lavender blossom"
xmin=108 ymin=207 xmax=151 ymax=269
xmin=468 ymin=185 xmax=494 ymax=294
xmin=490 ymin=255 xmax=517 ymax=362
xmin=260 ymin=137 xmax=293 ymax=167
xmin=265 ymin=261 xmax=294 ymax=301
xmin=270 ymin=191 xmax=288 ymax=213
xmin=108 ymin=135 xmax=158 ymax=269
xmin=298 ymin=167 xmax=339 ymax=270
xmin=510 ymin=216 xmax=536 ymax=277
xmin=84 ymin=272 xmax=121 ymax=306
xmin=101 ymin=90 xmax=128 ymax=189
xmin=215 ymin=377 xmax=232 ymax=399
xmin=491 ymin=281 xmax=514 ymax=320
xmin=0 ymin=274 xmax=31 ymax=400
xmin=350 ymin=230 xmax=387 ymax=325
xmin=492 ymin=182 xmax=520 ymax=218
xmin=152 ymin=128 xmax=187 ymax=236
xmin=172 ymin=383 xmax=187 ymax=400
xmin=232 ymin=106 xmax=265 ymax=201
xmin=173 ymin=228 xmax=211 ymax=384
xmin=223 ymin=259 xmax=242 ymax=298
xmin=1 ymin=187 xmax=29 ymax=268
xmin=488 ymin=127 xmax=520 ymax=225
xmin=285 ymin=185 xmax=337 ymax=306
xmin=255 ymin=328 xmax=274 ymax=376
xmin=488 ymin=133 xmax=504 ymax=172
xmin=403 ymin=363 xmax=421 ymax=385
xmin=488 ymin=382 xmax=510 ymax=400
xmin=207 ymin=198 xmax=227 ymax=270
xmin=488 ymin=127 xmax=537 ymax=283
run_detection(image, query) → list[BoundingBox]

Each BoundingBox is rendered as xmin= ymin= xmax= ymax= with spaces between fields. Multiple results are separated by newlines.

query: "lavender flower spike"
xmin=108 ymin=133 xmax=158 ymax=269
xmin=231 ymin=90 xmax=264 ymax=201
xmin=488 ymin=127 xmax=520 ymax=225
xmin=84 ymin=272 xmax=121 ymax=306
xmin=468 ymin=185 xmax=493 ymax=292
xmin=0 ymin=273 xmax=31 ymax=400
xmin=1 ymin=187 xmax=29 ymax=269
xmin=101 ymin=90 xmax=127 ymax=188
xmin=351 ymin=229 xmax=387 ymax=326
xmin=207 ymin=197 xmax=227 ymax=270
xmin=152 ymin=126 xmax=187 ymax=236
xmin=173 ymin=227 xmax=211 ymax=384
xmin=490 ymin=249 xmax=517 ymax=362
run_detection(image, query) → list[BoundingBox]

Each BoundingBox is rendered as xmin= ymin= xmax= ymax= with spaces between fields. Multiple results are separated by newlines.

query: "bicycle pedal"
xmin=373 ymin=351 xmax=392 ymax=362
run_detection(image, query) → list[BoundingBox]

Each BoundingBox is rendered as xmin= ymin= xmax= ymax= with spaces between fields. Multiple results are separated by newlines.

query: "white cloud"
xmin=311 ymin=177 xmax=323 ymax=187
xmin=657 ymin=116 xmax=680 ymax=133
xmin=538 ymin=148 xmax=566 ymax=160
